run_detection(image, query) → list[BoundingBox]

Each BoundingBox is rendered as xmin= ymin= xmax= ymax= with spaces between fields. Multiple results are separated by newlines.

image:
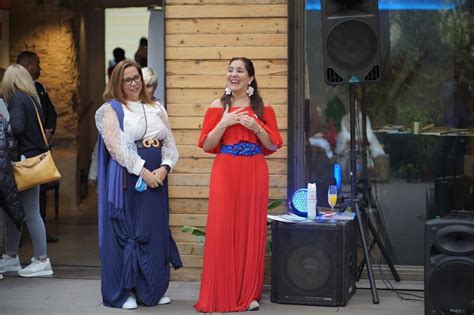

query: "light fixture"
xmin=289 ymin=188 xmax=308 ymax=217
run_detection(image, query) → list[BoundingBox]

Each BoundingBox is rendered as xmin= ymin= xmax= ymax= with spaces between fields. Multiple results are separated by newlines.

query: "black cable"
xmin=375 ymin=253 xmax=424 ymax=302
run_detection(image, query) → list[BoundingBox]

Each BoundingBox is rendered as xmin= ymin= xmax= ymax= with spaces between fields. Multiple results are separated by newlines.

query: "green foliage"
xmin=325 ymin=96 xmax=346 ymax=131
xmin=267 ymin=199 xmax=283 ymax=210
xmin=404 ymin=106 xmax=431 ymax=126
xmin=181 ymin=226 xmax=206 ymax=244
xmin=417 ymin=136 xmax=442 ymax=171
xmin=439 ymin=0 xmax=474 ymax=84
xmin=366 ymin=5 xmax=472 ymax=127
xmin=181 ymin=199 xmax=284 ymax=254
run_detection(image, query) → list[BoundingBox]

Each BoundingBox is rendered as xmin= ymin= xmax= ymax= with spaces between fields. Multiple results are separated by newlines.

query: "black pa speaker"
xmin=271 ymin=220 xmax=357 ymax=306
xmin=425 ymin=217 xmax=474 ymax=314
xmin=431 ymin=176 xmax=474 ymax=220
xmin=320 ymin=0 xmax=382 ymax=85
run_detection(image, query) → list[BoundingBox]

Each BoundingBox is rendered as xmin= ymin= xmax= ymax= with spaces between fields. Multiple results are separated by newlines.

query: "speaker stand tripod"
xmin=357 ymin=85 xmax=400 ymax=282
xmin=346 ymin=85 xmax=400 ymax=304
xmin=355 ymin=179 xmax=401 ymax=282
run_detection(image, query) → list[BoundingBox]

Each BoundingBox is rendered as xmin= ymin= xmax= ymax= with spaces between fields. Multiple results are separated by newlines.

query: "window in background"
xmin=304 ymin=1 xmax=473 ymax=265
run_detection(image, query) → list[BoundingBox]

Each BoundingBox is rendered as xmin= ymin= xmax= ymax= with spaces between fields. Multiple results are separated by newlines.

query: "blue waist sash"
xmin=220 ymin=142 xmax=262 ymax=156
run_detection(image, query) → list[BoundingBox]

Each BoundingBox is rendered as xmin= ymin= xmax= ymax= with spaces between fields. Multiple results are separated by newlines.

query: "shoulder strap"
xmin=108 ymin=99 xmax=125 ymax=131
xmin=29 ymin=96 xmax=49 ymax=149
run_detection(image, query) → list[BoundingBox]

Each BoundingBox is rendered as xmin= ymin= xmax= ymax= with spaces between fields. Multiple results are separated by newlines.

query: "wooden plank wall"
xmin=165 ymin=0 xmax=288 ymax=282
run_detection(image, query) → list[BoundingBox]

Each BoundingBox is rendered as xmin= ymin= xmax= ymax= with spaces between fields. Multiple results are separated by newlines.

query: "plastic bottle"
xmin=307 ymin=183 xmax=318 ymax=220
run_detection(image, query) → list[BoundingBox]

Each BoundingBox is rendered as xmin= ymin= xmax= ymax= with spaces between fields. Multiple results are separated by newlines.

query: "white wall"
xmin=104 ymin=7 xmax=149 ymax=81
xmin=147 ymin=8 xmax=164 ymax=103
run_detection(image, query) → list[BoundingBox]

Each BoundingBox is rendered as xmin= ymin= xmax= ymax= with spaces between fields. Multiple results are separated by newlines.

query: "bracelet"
xmin=255 ymin=126 xmax=263 ymax=135
xmin=161 ymin=164 xmax=171 ymax=174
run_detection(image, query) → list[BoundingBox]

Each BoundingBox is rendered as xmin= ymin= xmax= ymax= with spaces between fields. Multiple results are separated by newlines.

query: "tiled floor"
xmin=17 ymin=185 xmax=100 ymax=267
xmin=0 ymin=276 xmax=424 ymax=315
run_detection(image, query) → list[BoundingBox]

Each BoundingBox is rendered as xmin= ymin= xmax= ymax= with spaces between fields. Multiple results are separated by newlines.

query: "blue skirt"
xmin=101 ymin=147 xmax=182 ymax=307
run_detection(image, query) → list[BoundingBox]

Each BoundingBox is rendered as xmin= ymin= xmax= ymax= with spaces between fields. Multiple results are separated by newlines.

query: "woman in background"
xmin=141 ymin=67 xmax=178 ymax=160
xmin=0 ymin=64 xmax=53 ymax=278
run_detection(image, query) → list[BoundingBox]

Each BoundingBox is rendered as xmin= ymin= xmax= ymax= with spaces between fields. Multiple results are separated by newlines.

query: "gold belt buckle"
xmin=142 ymin=138 xmax=160 ymax=148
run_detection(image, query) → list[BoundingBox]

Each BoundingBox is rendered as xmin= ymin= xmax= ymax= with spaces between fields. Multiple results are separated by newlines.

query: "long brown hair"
xmin=103 ymin=60 xmax=153 ymax=105
xmin=220 ymin=57 xmax=264 ymax=120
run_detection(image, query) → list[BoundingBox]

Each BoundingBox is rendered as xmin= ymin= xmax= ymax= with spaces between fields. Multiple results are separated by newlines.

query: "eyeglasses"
xmin=122 ymin=75 xmax=142 ymax=86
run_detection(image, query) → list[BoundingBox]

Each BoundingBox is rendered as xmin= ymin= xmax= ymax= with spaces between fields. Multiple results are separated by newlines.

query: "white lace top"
xmin=95 ymin=100 xmax=178 ymax=175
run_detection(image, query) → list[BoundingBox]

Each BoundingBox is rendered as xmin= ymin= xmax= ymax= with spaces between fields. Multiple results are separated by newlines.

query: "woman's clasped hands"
xmin=221 ymin=104 xmax=246 ymax=127
xmin=141 ymin=167 xmax=167 ymax=188
xmin=238 ymin=113 xmax=260 ymax=134
xmin=221 ymin=104 xmax=259 ymax=133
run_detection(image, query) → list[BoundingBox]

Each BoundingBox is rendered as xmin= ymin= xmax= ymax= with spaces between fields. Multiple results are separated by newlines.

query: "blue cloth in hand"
xmin=135 ymin=176 xmax=147 ymax=192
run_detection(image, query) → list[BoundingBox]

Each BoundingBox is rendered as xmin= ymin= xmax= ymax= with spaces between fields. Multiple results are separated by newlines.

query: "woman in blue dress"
xmin=95 ymin=60 xmax=182 ymax=309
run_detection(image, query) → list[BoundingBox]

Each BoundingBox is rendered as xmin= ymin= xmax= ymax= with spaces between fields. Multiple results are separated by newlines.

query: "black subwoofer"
xmin=320 ymin=0 xmax=382 ymax=84
xmin=425 ymin=218 xmax=474 ymax=314
xmin=271 ymin=220 xmax=357 ymax=306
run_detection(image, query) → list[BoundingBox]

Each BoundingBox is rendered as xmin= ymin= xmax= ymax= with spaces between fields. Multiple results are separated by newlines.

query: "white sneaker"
xmin=0 ymin=254 xmax=21 ymax=273
xmin=17 ymin=257 xmax=53 ymax=277
xmin=122 ymin=293 xmax=138 ymax=309
xmin=158 ymin=296 xmax=171 ymax=305
xmin=248 ymin=300 xmax=260 ymax=311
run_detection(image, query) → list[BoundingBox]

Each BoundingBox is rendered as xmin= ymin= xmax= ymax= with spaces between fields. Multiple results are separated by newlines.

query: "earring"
xmin=224 ymin=86 xmax=232 ymax=95
xmin=246 ymin=84 xmax=254 ymax=97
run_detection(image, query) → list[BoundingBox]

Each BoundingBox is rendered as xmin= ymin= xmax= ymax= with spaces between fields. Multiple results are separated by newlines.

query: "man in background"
xmin=134 ymin=37 xmax=148 ymax=67
xmin=107 ymin=47 xmax=126 ymax=79
xmin=17 ymin=51 xmax=59 ymax=243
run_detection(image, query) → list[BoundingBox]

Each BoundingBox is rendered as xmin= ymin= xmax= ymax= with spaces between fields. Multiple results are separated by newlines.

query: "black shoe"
xmin=47 ymin=234 xmax=59 ymax=243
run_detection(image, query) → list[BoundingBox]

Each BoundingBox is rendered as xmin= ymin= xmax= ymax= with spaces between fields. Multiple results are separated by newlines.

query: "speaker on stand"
xmin=321 ymin=0 xmax=382 ymax=84
xmin=425 ymin=215 xmax=474 ymax=314
xmin=319 ymin=0 xmax=400 ymax=304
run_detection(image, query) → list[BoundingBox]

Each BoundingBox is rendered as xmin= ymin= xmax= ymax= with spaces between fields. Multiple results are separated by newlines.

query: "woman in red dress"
xmin=195 ymin=57 xmax=283 ymax=312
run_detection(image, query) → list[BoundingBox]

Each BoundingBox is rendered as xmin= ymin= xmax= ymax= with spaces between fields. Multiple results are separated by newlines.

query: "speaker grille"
xmin=427 ymin=260 xmax=474 ymax=314
xmin=326 ymin=20 xmax=377 ymax=71
xmin=434 ymin=225 xmax=474 ymax=256
xmin=326 ymin=68 xmax=344 ymax=84
xmin=364 ymin=65 xmax=380 ymax=82
xmin=285 ymin=245 xmax=333 ymax=293
xmin=271 ymin=221 xmax=356 ymax=306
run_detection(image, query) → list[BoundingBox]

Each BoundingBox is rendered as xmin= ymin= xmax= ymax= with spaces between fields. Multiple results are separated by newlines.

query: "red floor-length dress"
xmin=194 ymin=106 xmax=283 ymax=313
